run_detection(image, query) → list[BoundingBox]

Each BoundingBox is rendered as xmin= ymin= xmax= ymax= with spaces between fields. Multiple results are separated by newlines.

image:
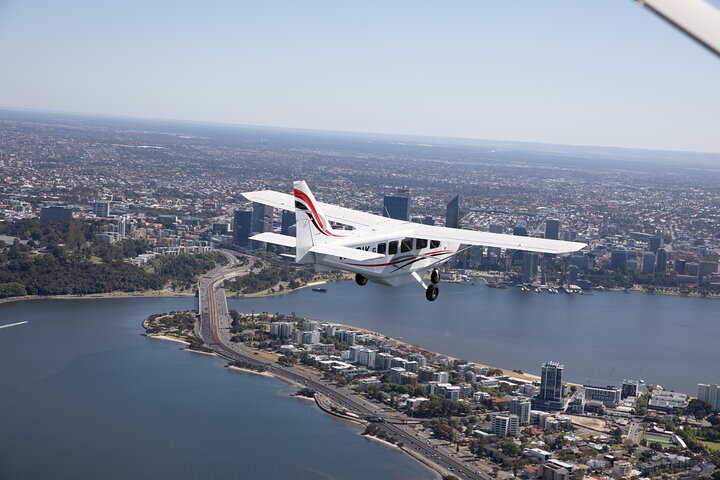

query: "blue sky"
xmin=1 ymin=0 xmax=719 ymax=152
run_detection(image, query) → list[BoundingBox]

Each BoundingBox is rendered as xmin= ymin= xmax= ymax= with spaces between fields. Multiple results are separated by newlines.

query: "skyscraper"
xmin=698 ymin=384 xmax=720 ymax=412
xmin=540 ymin=362 xmax=564 ymax=403
xmin=383 ymin=189 xmax=411 ymax=221
xmin=252 ymin=202 xmax=273 ymax=233
xmin=545 ymin=218 xmax=560 ymax=240
xmin=642 ymin=252 xmax=656 ymax=274
xmin=281 ymin=209 xmax=295 ymax=236
xmin=655 ymin=248 xmax=667 ymax=273
xmin=233 ymin=210 xmax=253 ymax=246
xmin=649 ymin=236 xmax=662 ymax=254
xmin=610 ymin=250 xmax=628 ymax=271
xmin=445 ymin=195 xmax=460 ymax=229
xmin=568 ymin=264 xmax=579 ymax=285
xmin=522 ymin=252 xmax=537 ymax=283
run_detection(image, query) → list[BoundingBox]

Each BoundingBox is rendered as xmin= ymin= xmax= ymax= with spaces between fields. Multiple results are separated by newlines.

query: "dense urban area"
xmin=2 ymin=110 xmax=720 ymax=480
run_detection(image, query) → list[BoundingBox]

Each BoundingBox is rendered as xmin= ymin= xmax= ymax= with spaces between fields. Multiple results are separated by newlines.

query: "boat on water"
xmin=311 ymin=287 xmax=328 ymax=293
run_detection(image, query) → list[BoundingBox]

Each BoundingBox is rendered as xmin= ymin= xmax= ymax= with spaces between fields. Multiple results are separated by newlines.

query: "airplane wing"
xmin=407 ymin=224 xmax=586 ymax=254
xmin=249 ymin=232 xmax=296 ymax=248
xmin=242 ymin=190 xmax=400 ymax=230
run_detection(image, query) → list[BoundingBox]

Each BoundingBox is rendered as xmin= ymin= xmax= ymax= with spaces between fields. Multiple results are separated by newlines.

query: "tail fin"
xmin=293 ymin=181 xmax=339 ymax=263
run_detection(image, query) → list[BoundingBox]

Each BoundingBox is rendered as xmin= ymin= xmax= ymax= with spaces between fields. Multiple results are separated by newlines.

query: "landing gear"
xmin=430 ymin=269 xmax=440 ymax=284
xmin=355 ymin=274 xmax=368 ymax=286
xmin=426 ymin=284 xmax=439 ymax=301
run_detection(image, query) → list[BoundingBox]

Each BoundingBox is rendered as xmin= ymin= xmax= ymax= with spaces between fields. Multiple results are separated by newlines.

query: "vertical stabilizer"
xmin=293 ymin=180 xmax=343 ymax=263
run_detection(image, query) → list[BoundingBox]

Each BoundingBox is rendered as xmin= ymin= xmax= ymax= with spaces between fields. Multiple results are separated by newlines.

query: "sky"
xmin=1 ymin=0 xmax=719 ymax=153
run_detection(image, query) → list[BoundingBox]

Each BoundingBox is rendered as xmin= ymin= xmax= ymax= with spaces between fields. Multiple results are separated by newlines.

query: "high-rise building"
xmin=117 ymin=216 xmax=127 ymax=238
xmin=252 ymin=202 xmax=273 ymax=233
xmin=675 ymin=258 xmax=687 ymax=274
xmin=281 ymin=209 xmax=295 ymax=236
xmin=698 ymin=384 xmax=720 ymax=411
xmin=487 ymin=224 xmax=503 ymax=261
xmin=545 ymin=219 xmax=560 ymax=240
xmin=642 ymin=252 xmax=656 ymax=274
xmin=445 ymin=195 xmax=460 ymax=229
xmin=40 ymin=206 xmax=73 ymax=225
xmin=522 ymin=252 xmax=537 ymax=283
xmin=568 ymin=264 xmax=579 ymax=285
xmin=93 ymin=201 xmax=111 ymax=218
xmin=649 ymin=236 xmax=662 ymax=254
xmin=510 ymin=397 xmax=531 ymax=425
xmin=540 ymin=362 xmax=564 ymax=403
xmin=383 ymin=189 xmax=411 ymax=221
xmin=491 ymin=413 xmax=519 ymax=437
xmin=610 ymin=250 xmax=628 ymax=271
xmin=233 ymin=210 xmax=253 ymax=246
xmin=655 ymin=248 xmax=667 ymax=273
xmin=513 ymin=224 xmax=528 ymax=237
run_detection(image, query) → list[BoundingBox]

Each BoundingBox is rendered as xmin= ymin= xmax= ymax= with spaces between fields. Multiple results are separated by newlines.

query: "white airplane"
xmin=242 ymin=181 xmax=586 ymax=301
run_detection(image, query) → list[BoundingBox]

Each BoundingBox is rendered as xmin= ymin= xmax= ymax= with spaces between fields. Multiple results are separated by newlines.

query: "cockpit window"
xmin=377 ymin=242 xmax=386 ymax=255
xmin=388 ymin=240 xmax=399 ymax=255
xmin=430 ymin=240 xmax=441 ymax=249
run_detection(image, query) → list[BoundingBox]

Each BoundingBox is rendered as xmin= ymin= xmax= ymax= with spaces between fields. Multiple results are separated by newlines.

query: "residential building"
xmin=583 ymin=385 xmax=621 ymax=406
xmin=510 ymin=396 xmax=532 ymax=425
xmin=698 ymin=383 xmax=720 ymax=411
xmin=491 ymin=413 xmax=519 ymax=437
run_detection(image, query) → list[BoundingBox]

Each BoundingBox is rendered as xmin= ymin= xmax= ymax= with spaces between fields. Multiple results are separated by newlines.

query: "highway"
xmin=198 ymin=251 xmax=490 ymax=480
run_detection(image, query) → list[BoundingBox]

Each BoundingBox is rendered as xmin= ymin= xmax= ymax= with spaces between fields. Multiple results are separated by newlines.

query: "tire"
xmin=430 ymin=269 xmax=440 ymax=284
xmin=355 ymin=274 xmax=368 ymax=286
xmin=426 ymin=284 xmax=439 ymax=301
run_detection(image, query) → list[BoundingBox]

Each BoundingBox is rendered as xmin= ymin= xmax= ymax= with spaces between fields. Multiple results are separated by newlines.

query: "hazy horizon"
xmin=1 ymin=1 xmax=719 ymax=154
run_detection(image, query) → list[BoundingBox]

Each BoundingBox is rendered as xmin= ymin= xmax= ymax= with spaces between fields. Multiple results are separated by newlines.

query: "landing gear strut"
xmin=425 ymin=283 xmax=439 ymax=301
xmin=355 ymin=274 xmax=368 ymax=286
xmin=430 ymin=269 xmax=440 ymax=284
xmin=412 ymin=271 xmax=439 ymax=301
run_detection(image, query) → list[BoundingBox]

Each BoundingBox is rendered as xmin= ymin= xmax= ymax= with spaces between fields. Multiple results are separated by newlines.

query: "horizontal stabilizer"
xmin=309 ymin=244 xmax=384 ymax=261
xmin=249 ymin=232 xmax=296 ymax=248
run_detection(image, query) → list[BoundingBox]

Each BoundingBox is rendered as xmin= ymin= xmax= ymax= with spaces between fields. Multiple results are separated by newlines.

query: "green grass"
xmin=644 ymin=433 xmax=674 ymax=447
xmin=698 ymin=439 xmax=720 ymax=452
xmin=89 ymin=255 xmax=103 ymax=264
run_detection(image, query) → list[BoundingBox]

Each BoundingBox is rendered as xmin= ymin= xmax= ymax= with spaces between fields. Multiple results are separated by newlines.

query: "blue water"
xmin=230 ymin=281 xmax=720 ymax=393
xmin=0 ymin=297 xmax=436 ymax=480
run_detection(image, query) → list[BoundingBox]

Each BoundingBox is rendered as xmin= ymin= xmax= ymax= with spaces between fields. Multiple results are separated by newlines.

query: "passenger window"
xmin=377 ymin=242 xmax=387 ymax=255
xmin=388 ymin=241 xmax=399 ymax=255
xmin=401 ymin=238 xmax=413 ymax=253
xmin=430 ymin=240 xmax=441 ymax=249
xmin=415 ymin=238 xmax=428 ymax=249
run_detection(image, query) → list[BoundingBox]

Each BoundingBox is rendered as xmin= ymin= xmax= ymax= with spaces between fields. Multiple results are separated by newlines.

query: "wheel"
xmin=430 ymin=269 xmax=440 ymax=284
xmin=425 ymin=284 xmax=439 ymax=301
xmin=355 ymin=274 xmax=368 ymax=286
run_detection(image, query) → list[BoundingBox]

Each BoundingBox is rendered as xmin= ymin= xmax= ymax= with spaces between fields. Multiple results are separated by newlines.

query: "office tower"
xmin=642 ymin=252 xmax=656 ymax=274
xmin=513 ymin=223 xmax=528 ymax=237
xmin=510 ymin=397 xmax=531 ymax=425
xmin=649 ymin=236 xmax=662 ymax=254
xmin=686 ymin=262 xmax=700 ymax=277
xmin=252 ymin=202 xmax=273 ymax=233
xmin=545 ymin=218 xmax=560 ymax=240
xmin=568 ymin=264 xmax=578 ymax=285
xmin=675 ymin=258 xmax=686 ymax=274
xmin=383 ymin=189 xmax=411 ymax=221
xmin=233 ymin=210 xmax=253 ymax=246
xmin=610 ymin=250 xmax=628 ymax=271
xmin=117 ymin=216 xmax=127 ymax=238
xmin=281 ymin=209 xmax=295 ymax=236
xmin=540 ymin=362 xmax=564 ymax=402
xmin=488 ymin=224 xmax=503 ymax=261
xmin=212 ymin=222 xmax=230 ymax=235
xmin=93 ymin=201 xmax=111 ymax=217
xmin=699 ymin=261 xmax=718 ymax=279
xmin=40 ymin=206 xmax=73 ymax=225
xmin=655 ymin=248 xmax=667 ymax=273
xmin=522 ymin=252 xmax=537 ymax=283
xmin=445 ymin=195 xmax=460 ymax=229
xmin=698 ymin=384 xmax=720 ymax=411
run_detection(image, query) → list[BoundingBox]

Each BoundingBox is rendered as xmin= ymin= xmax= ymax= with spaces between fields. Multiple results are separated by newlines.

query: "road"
xmin=197 ymin=250 xmax=491 ymax=479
